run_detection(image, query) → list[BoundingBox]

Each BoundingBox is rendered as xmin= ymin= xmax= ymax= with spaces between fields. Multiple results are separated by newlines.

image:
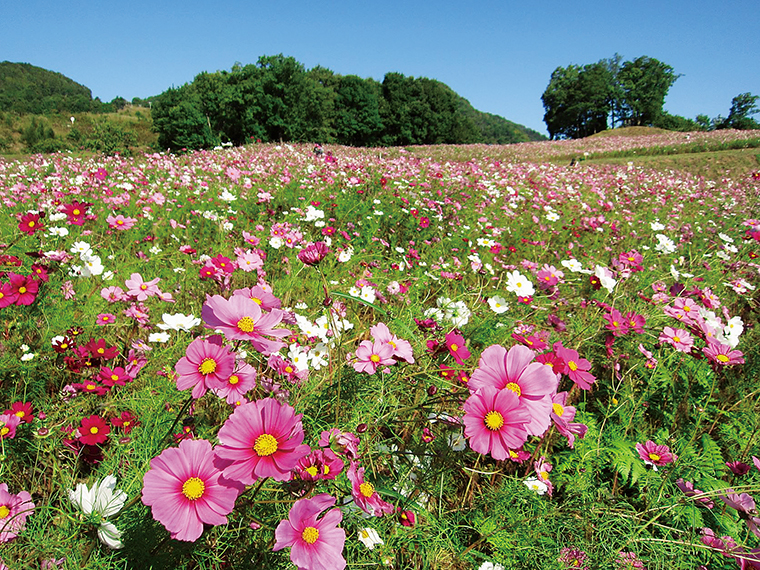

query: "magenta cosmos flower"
xmin=346 ymin=461 xmax=395 ymax=517
xmin=142 ymin=438 xmax=243 ymax=542
xmin=273 ymin=493 xmax=346 ymax=570
xmin=553 ymin=343 xmax=596 ymax=390
xmin=468 ymin=344 xmax=558 ymax=437
xmin=0 ymin=483 xmax=35 ymax=542
xmin=175 ymin=336 xmax=236 ymax=399
xmin=202 ymin=294 xmax=290 ymax=354
xmin=636 ymin=440 xmax=677 ymax=468
xmin=213 ymin=398 xmax=310 ymax=484
xmin=658 ymin=327 xmax=693 ymax=353
xmin=550 ymin=391 xmax=588 ymax=449
xmin=463 ymin=386 xmax=530 ymax=460
xmin=703 ymin=339 xmax=745 ymax=366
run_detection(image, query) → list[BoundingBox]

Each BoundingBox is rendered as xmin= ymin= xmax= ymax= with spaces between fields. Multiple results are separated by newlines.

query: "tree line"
xmin=151 ymin=54 xmax=545 ymax=151
xmin=541 ymin=54 xmax=759 ymax=139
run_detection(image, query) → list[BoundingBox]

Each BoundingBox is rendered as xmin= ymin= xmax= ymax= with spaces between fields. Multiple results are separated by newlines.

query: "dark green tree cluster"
xmin=151 ymin=54 xmax=545 ymax=151
xmin=0 ymin=61 xmax=95 ymax=114
xmin=542 ymin=55 xmax=681 ymax=139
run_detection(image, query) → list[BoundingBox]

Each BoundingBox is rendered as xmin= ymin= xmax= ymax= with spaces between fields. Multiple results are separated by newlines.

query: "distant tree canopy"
xmin=542 ymin=55 xmax=681 ymax=139
xmin=0 ymin=61 xmax=95 ymax=114
xmin=151 ymin=54 xmax=546 ymax=151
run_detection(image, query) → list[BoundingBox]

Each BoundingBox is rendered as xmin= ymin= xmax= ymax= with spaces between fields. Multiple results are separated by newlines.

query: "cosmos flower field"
xmin=0 ymin=133 xmax=759 ymax=569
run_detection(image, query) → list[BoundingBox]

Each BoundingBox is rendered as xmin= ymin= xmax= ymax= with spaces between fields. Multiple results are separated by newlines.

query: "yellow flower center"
xmin=717 ymin=354 xmax=730 ymax=363
xmin=254 ymin=433 xmax=278 ymax=456
xmin=302 ymin=526 xmax=319 ymax=544
xmin=97 ymin=348 xmax=105 ymax=354
xmin=89 ymin=427 xmax=99 ymax=434
xmin=237 ymin=316 xmax=255 ymax=333
xmin=182 ymin=477 xmax=205 ymax=500
xmin=540 ymin=471 xmax=549 ymax=480
xmin=117 ymin=220 xmax=124 ymax=225
xmin=285 ymin=366 xmax=294 ymax=374
xmin=86 ymin=383 xmax=96 ymax=390
xmin=684 ymin=306 xmax=691 ymax=312
xmin=228 ymin=375 xmax=239 ymax=385
xmin=484 ymin=411 xmax=504 ymax=430
xmin=323 ymin=465 xmax=330 ymax=475
xmin=140 ymin=284 xmax=148 ymax=290
xmin=251 ymin=297 xmax=262 ymax=305
xmin=552 ymin=403 xmax=564 ymax=417
xmin=0 ymin=505 xmax=9 ymax=519
xmin=360 ymin=482 xmax=375 ymax=498
xmin=0 ymin=427 xmax=8 ymax=437
xmin=14 ymin=411 xmax=25 ymax=418
xmin=73 ymin=209 xmax=80 ymax=215
xmin=111 ymin=374 xmax=119 ymax=382
xmin=19 ymin=286 xmax=27 ymax=294
xmin=370 ymin=354 xmax=380 ymax=363
xmin=673 ymin=336 xmax=681 ymax=343
xmin=305 ymin=466 xmax=318 ymax=477
xmin=450 ymin=344 xmax=458 ymax=351
xmin=612 ymin=321 xmax=619 ymax=327
xmin=505 ymin=382 xmax=521 ymax=397
xmin=568 ymin=361 xmax=578 ymax=372
xmin=198 ymin=358 xmax=217 ymax=375
xmin=649 ymin=453 xmax=660 ymax=462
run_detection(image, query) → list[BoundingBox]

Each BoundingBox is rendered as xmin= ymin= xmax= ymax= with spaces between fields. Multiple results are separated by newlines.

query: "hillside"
xmin=456 ymin=94 xmax=546 ymax=143
xmin=0 ymin=61 xmax=95 ymax=114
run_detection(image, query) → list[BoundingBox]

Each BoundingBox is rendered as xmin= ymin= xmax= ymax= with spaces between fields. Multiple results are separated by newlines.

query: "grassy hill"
xmin=0 ymin=61 xmax=96 ymax=114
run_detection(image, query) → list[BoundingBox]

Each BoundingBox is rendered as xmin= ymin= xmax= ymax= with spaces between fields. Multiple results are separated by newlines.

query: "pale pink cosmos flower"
xmin=141 ymin=438 xmax=243 ymax=542
xmin=124 ymin=273 xmax=161 ymax=301
xmin=100 ymin=286 xmax=127 ymax=303
xmin=468 ymin=344 xmax=558 ymax=436
xmin=174 ymin=336 xmax=236 ymax=399
xmin=550 ymin=392 xmax=588 ymax=448
xmin=232 ymin=286 xmax=281 ymax=312
xmin=273 ymin=493 xmax=346 ymax=570
xmin=463 ymin=386 xmax=530 ymax=460
xmin=658 ymin=327 xmax=694 ymax=353
xmin=534 ymin=457 xmax=554 ymax=496
xmin=235 ymin=250 xmax=264 ymax=272
xmin=352 ymin=339 xmax=395 ymax=374
xmin=346 ymin=461 xmax=395 ymax=517
xmin=213 ymin=398 xmax=310 ymax=484
xmin=0 ymin=414 xmax=21 ymax=440
xmin=636 ymin=440 xmax=677 ymax=468
xmin=370 ymin=322 xmax=415 ymax=364
xmin=702 ymin=339 xmax=745 ymax=366
xmin=0 ymin=483 xmax=34 ymax=542
xmin=202 ymin=294 xmax=290 ymax=354
xmin=211 ymin=361 xmax=257 ymax=404
xmin=106 ymin=214 xmax=137 ymax=230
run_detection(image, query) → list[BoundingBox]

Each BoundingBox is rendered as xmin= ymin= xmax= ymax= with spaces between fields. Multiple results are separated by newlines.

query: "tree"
xmin=719 ymin=93 xmax=760 ymax=130
xmin=334 ymin=75 xmax=383 ymax=146
xmin=151 ymin=85 xmax=217 ymax=150
xmin=617 ymin=56 xmax=679 ymax=127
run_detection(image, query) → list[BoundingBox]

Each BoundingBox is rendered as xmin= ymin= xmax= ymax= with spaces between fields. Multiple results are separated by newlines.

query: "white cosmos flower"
xmin=523 ymin=476 xmax=549 ymax=495
xmin=69 ymin=475 xmax=127 ymax=549
xmin=148 ymin=332 xmax=171 ymax=343
xmin=358 ymin=527 xmax=384 ymax=550
xmin=359 ymin=286 xmax=376 ymax=304
xmin=488 ymin=295 xmax=509 ymax=314
xmin=594 ymin=265 xmax=617 ymax=293
xmin=504 ymin=271 xmax=535 ymax=297
xmin=156 ymin=313 xmax=201 ymax=332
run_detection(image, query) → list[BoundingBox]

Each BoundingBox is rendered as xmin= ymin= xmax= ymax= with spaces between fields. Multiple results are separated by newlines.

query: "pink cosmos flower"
xmin=211 ymin=361 xmax=257 ymax=404
xmin=297 ymin=241 xmax=330 ymax=266
xmin=534 ymin=457 xmax=554 ymax=496
xmin=0 ymin=483 xmax=35 ymax=542
xmin=720 ymin=490 xmax=760 ymax=538
xmin=463 ymin=386 xmax=530 ymax=460
xmin=273 ymin=493 xmax=346 ymax=570
xmin=702 ymin=339 xmax=745 ymax=366
xmin=553 ymin=343 xmax=596 ymax=390
xmin=174 ymin=336 xmax=236 ymax=399
xmin=636 ymin=440 xmax=677 ymax=468
xmin=675 ymin=479 xmax=714 ymax=509
xmin=18 ymin=212 xmax=44 ymax=235
xmin=550 ymin=392 xmax=588 ymax=448
xmin=124 ymin=273 xmax=161 ymax=301
xmin=232 ymin=285 xmax=282 ymax=312
xmin=536 ymin=264 xmax=563 ymax=289
xmin=318 ymin=429 xmax=360 ymax=460
xmin=8 ymin=273 xmax=38 ymax=306
xmin=468 ymin=344 xmax=558 ymax=436
xmin=0 ymin=414 xmax=21 ymax=440
xmin=445 ymin=331 xmax=470 ymax=365
xmin=142 ymin=438 xmax=243 ymax=542
xmin=213 ymin=398 xmax=310 ymax=484
xmin=106 ymin=214 xmax=137 ymax=230
xmin=625 ymin=312 xmax=646 ymax=334
xmin=352 ymin=339 xmax=395 ymax=375
xmin=235 ymin=250 xmax=264 ymax=272
xmin=96 ymin=313 xmax=116 ymax=326
xmin=101 ymin=286 xmax=127 ymax=303
xmin=658 ymin=327 xmax=694 ymax=353
xmin=370 ymin=322 xmax=415 ymax=364
xmin=202 ymin=294 xmax=290 ymax=354
xmin=296 ymin=448 xmax=344 ymax=481
xmin=0 ymin=282 xmax=17 ymax=308
xmin=346 ymin=462 xmax=395 ymax=517
xmin=603 ymin=309 xmax=629 ymax=337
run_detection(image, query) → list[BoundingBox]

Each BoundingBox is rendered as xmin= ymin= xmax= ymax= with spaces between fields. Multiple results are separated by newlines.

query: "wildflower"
xmin=8 ymin=273 xmax=38 ymax=306
xmin=398 ymin=509 xmax=415 ymax=527
xmin=534 ymin=456 xmax=554 ymax=496
xmin=505 ymin=270 xmax=535 ymax=297
xmin=63 ymin=200 xmax=91 ymax=225
xmin=233 ymin=285 xmax=282 ymax=312
xmin=77 ymin=415 xmax=110 ymax=446
xmin=18 ymin=212 xmax=44 ymax=235
xmin=148 ymin=332 xmax=170 ymax=343
xmin=558 ymin=547 xmax=589 ymax=570
xmin=550 ymin=392 xmax=588 ymax=448
xmin=0 ymin=483 xmax=34 ymax=542
xmin=603 ymin=309 xmax=629 ymax=337
xmin=212 ymin=361 xmax=257 ymax=405
xmin=214 ymin=398 xmax=310 ymax=484
xmin=157 ymin=313 xmax=201 ymax=332
xmin=5 ymin=402 xmax=33 ymax=424
xmin=352 ymin=339 xmax=395 ymax=374
xmin=174 ymin=335 xmax=236 ymax=399
xmin=296 ymin=448 xmax=344 ymax=481
xmin=68 ymin=475 xmax=127 ymax=549
xmin=445 ymin=331 xmax=470 ymax=365
xmin=202 ymin=294 xmax=290 ymax=354
xmin=110 ymin=411 xmax=140 ymax=434
xmin=124 ymin=273 xmax=161 ymax=301
xmin=675 ymin=479 xmax=714 ymax=508
xmin=273 ymin=493 xmax=346 ymax=570
xmin=488 ymin=295 xmax=509 ymax=314
xmin=142 ymin=438 xmax=243 ymax=542
xmin=0 ymin=414 xmax=21 ymax=440
xmin=358 ymin=527 xmax=384 ymax=550
xmin=297 ymin=241 xmax=330 ymax=266
xmin=658 ymin=327 xmax=694 ymax=353
xmin=106 ymin=214 xmax=137 ymax=230
xmin=636 ymin=440 xmax=677 ymax=468
xmin=553 ymin=343 xmax=596 ymax=390
xmin=96 ymin=313 xmax=116 ymax=326
xmin=720 ymin=490 xmax=760 ymax=538
xmin=523 ymin=477 xmax=549 ymax=495
xmin=346 ymin=462 xmax=395 ymax=516
xmin=615 ymin=551 xmax=645 ymax=569
xmin=463 ymin=386 xmax=530 ymax=459
xmin=703 ymin=339 xmax=744 ymax=366
xmin=468 ymin=344 xmax=557 ymax=436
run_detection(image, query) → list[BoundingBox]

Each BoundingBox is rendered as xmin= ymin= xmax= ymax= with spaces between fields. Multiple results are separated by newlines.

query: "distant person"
xmin=313 ymin=144 xmax=324 ymax=157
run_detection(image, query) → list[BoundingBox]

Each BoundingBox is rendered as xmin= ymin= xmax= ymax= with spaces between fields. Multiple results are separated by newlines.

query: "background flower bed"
xmin=0 ymin=135 xmax=758 ymax=569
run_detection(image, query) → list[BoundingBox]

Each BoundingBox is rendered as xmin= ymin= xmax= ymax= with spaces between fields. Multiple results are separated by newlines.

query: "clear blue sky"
xmin=2 ymin=0 xmax=758 ymax=135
